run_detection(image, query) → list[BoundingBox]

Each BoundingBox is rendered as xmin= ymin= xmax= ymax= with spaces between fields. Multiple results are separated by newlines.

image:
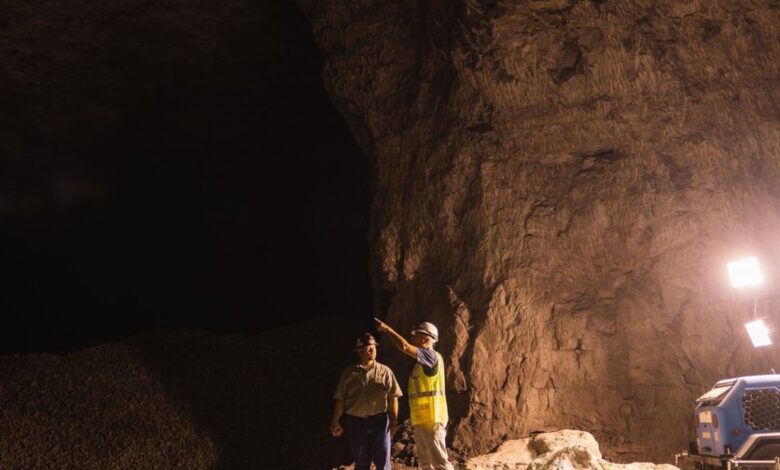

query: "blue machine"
xmin=678 ymin=375 xmax=780 ymax=469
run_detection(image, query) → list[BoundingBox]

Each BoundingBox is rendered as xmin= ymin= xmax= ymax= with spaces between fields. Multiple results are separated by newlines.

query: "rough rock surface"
xmin=295 ymin=0 xmax=780 ymax=462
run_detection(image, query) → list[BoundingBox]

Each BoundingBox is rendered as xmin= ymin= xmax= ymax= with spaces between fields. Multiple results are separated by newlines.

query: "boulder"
xmin=465 ymin=430 xmax=679 ymax=470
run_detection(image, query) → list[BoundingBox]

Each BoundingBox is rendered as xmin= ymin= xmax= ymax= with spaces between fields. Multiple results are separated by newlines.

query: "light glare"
xmin=745 ymin=319 xmax=772 ymax=348
xmin=728 ymin=257 xmax=764 ymax=288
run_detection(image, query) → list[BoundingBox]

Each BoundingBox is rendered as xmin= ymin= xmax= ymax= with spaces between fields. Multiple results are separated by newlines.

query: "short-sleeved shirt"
xmin=417 ymin=348 xmax=439 ymax=377
xmin=333 ymin=361 xmax=403 ymax=417
xmin=416 ymin=348 xmax=438 ymax=377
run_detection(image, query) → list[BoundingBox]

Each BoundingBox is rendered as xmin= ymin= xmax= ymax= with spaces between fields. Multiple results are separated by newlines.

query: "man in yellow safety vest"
xmin=375 ymin=317 xmax=455 ymax=470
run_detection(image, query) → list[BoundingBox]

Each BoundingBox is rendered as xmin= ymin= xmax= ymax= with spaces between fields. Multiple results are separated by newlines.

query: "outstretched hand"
xmin=374 ymin=317 xmax=389 ymax=333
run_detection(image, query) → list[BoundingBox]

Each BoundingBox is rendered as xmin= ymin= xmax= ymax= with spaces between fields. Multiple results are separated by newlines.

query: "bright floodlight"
xmin=728 ymin=257 xmax=764 ymax=288
xmin=745 ymin=319 xmax=773 ymax=347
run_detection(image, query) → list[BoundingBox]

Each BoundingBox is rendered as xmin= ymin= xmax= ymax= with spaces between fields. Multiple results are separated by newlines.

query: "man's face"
xmin=411 ymin=332 xmax=433 ymax=348
xmin=357 ymin=343 xmax=377 ymax=362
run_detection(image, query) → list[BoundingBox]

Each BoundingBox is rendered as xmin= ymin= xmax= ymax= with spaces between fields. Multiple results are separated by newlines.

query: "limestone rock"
xmin=296 ymin=0 xmax=780 ymax=462
xmin=465 ymin=430 xmax=678 ymax=470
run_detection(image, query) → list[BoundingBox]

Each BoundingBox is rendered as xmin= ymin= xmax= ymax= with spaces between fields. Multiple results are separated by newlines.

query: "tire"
xmin=747 ymin=442 xmax=780 ymax=460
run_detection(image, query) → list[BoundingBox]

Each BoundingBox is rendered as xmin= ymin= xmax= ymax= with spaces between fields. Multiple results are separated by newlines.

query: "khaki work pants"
xmin=413 ymin=423 xmax=454 ymax=470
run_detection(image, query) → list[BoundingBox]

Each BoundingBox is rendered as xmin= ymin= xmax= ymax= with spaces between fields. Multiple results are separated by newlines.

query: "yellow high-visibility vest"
xmin=408 ymin=350 xmax=448 ymax=426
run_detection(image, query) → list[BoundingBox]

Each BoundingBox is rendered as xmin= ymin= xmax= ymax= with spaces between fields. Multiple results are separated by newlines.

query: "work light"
xmin=728 ymin=257 xmax=764 ymax=288
xmin=744 ymin=319 xmax=772 ymax=347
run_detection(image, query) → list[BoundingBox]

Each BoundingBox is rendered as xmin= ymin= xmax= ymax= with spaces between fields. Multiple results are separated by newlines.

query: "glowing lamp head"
xmin=745 ymin=319 xmax=772 ymax=348
xmin=728 ymin=257 xmax=764 ymax=288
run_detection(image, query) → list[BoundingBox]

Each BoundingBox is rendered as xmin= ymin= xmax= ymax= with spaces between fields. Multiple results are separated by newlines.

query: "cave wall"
xmin=296 ymin=0 xmax=780 ymax=461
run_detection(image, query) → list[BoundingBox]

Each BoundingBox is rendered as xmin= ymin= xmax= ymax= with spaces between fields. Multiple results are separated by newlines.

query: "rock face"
xmin=296 ymin=0 xmax=780 ymax=462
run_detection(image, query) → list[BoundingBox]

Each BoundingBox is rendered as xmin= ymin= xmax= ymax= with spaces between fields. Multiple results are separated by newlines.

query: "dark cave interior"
xmin=0 ymin=1 xmax=371 ymax=354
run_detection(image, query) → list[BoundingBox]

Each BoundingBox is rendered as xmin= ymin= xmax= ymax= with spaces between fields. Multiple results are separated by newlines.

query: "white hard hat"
xmin=411 ymin=322 xmax=439 ymax=341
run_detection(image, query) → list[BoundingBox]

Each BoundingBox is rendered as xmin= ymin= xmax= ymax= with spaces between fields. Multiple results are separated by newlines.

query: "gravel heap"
xmin=0 ymin=318 xmax=364 ymax=469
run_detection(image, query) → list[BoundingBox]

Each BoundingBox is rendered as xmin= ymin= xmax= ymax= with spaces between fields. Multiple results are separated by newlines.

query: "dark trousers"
xmin=342 ymin=413 xmax=391 ymax=470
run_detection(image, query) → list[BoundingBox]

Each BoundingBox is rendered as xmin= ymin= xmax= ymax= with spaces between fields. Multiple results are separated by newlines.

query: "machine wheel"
xmin=747 ymin=442 xmax=780 ymax=460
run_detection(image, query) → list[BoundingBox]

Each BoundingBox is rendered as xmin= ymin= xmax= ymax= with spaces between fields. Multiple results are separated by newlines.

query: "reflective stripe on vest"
xmin=408 ymin=390 xmax=446 ymax=399
xmin=408 ymin=350 xmax=448 ymax=426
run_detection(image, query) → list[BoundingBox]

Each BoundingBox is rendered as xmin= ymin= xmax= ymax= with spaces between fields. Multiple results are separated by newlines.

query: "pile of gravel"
xmin=0 ymin=318 xmax=365 ymax=469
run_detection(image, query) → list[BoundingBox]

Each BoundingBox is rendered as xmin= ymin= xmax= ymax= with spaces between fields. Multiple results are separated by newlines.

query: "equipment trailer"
xmin=677 ymin=375 xmax=780 ymax=470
